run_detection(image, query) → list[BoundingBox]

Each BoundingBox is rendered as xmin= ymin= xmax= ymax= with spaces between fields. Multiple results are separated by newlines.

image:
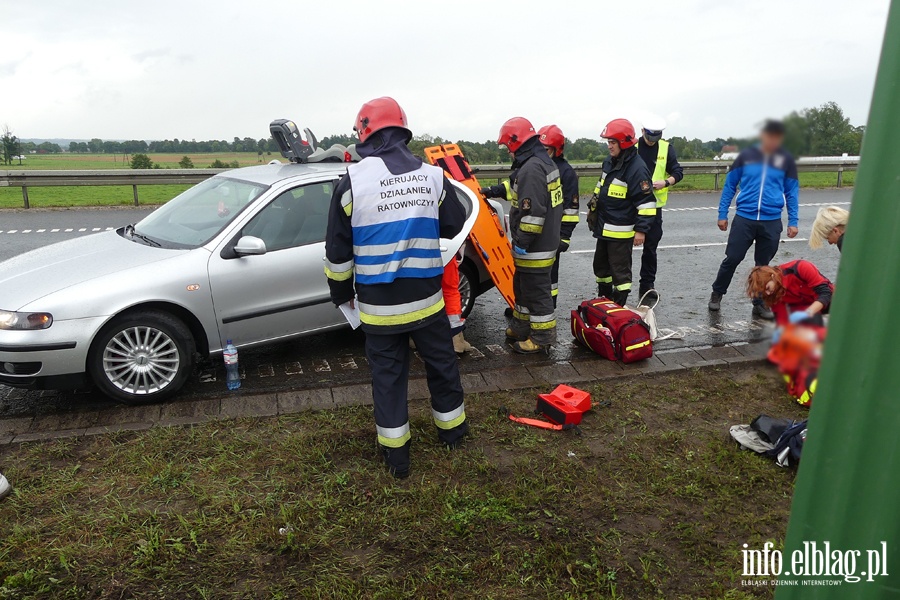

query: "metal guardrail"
xmin=0 ymin=169 xmax=226 ymax=209
xmin=0 ymin=158 xmax=859 ymax=209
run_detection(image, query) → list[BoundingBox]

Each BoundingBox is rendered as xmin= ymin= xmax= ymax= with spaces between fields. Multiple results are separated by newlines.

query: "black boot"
xmin=380 ymin=440 xmax=411 ymax=479
xmin=708 ymin=292 xmax=723 ymax=311
xmin=612 ymin=290 xmax=629 ymax=307
xmin=597 ymin=283 xmax=613 ymax=299
xmin=752 ymin=303 xmax=775 ymax=320
xmin=438 ymin=420 xmax=469 ymax=450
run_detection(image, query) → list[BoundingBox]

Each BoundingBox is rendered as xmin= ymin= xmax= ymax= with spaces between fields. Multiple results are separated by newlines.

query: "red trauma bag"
xmin=571 ymin=297 xmax=653 ymax=363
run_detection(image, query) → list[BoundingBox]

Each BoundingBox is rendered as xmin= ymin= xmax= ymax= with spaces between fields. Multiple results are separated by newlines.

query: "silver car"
xmin=0 ymin=162 xmax=499 ymax=404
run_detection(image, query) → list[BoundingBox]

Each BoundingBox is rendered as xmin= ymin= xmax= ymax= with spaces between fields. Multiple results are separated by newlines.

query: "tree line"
xmin=2 ymin=101 xmax=864 ymax=167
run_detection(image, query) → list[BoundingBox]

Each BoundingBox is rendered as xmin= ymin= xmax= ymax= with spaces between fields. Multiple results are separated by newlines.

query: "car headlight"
xmin=0 ymin=310 xmax=53 ymax=330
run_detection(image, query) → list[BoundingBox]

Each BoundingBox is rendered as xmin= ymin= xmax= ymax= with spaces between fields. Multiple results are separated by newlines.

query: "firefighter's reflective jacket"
xmin=325 ymin=152 xmax=465 ymax=333
xmin=587 ymin=147 xmax=656 ymax=240
xmin=483 ymin=137 xmax=562 ymax=270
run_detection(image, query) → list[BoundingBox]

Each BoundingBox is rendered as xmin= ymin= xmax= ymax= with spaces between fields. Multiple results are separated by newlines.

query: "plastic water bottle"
xmin=224 ymin=340 xmax=241 ymax=390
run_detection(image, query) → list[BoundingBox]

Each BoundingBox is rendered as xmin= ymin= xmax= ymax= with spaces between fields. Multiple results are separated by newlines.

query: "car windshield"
xmin=133 ymin=177 xmax=268 ymax=248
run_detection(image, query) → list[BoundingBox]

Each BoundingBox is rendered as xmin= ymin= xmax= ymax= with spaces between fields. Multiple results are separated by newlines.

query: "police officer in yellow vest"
xmin=636 ymin=116 xmax=683 ymax=305
xmin=325 ymin=97 xmax=468 ymax=478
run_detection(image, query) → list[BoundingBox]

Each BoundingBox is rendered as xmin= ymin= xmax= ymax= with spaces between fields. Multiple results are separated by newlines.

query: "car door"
xmin=206 ymin=179 xmax=343 ymax=349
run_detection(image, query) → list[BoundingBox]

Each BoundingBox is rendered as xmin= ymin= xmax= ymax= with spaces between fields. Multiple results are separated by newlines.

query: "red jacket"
xmin=773 ymin=260 xmax=835 ymax=325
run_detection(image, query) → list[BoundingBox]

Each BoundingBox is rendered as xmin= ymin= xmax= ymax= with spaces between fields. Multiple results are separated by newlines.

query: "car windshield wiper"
xmin=125 ymin=223 xmax=161 ymax=247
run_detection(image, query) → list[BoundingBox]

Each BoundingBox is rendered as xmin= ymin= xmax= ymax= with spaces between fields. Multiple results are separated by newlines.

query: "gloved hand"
xmin=513 ymin=245 xmax=527 ymax=255
xmin=771 ymin=326 xmax=784 ymax=345
xmin=479 ymin=187 xmax=492 ymax=197
xmin=586 ymin=194 xmax=599 ymax=232
xmin=789 ymin=310 xmax=810 ymax=324
xmin=558 ymin=240 xmax=570 ymax=253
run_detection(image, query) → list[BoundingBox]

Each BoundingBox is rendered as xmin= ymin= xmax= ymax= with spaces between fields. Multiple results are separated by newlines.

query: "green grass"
xmin=0 ymin=185 xmax=192 ymax=209
xmin=1 ymin=152 xmax=271 ymax=171
xmin=0 ymin=367 xmax=804 ymax=598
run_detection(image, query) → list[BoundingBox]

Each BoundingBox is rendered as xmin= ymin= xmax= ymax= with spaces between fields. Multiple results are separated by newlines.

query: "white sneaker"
xmin=0 ymin=472 xmax=10 ymax=500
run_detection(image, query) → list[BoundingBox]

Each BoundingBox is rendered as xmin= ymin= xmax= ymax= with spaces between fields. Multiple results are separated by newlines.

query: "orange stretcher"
xmin=424 ymin=144 xmax=515 ymax=310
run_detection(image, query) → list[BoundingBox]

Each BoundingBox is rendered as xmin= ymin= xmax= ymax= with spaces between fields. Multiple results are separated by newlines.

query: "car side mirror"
xmin=234 ymin=236 xmax=267 ymax=256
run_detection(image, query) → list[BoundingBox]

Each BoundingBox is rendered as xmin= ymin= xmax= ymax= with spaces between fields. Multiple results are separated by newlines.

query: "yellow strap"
xmin=519 ymin=223 xmax=543 ymax=234
xmin=625 ymin=340 xmax=651 ymax=352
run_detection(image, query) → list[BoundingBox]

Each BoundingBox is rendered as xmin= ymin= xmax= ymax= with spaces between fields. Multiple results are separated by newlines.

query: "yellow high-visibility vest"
xmin=650 ymin=139 xmax=670 ymax=207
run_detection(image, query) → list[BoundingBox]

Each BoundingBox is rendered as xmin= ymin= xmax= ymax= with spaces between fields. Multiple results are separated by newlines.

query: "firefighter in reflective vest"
xmin=480 ymin=117 xmax=563 ymax=353
xmin=586 ymin=118 xmax=656 ymax=306
xmin=538 ymin=124 xmax=580 ymax=307
xmin=324 ymin=97 xmax=468 ymax=478
xmin=636 ymin=116 xmax=683 ymax=304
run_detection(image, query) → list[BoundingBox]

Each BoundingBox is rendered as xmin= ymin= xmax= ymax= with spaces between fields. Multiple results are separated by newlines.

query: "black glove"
xmin=479 ymin=186 xmax=494 ymax=198
xmin=558 ymin=240 xmax=570 ymax=253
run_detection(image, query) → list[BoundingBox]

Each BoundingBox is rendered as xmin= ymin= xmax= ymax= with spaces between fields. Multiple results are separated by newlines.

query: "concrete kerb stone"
xmin=220 ymin=393 xmax=278 ymax=419
xmin=0 ymin=417 xmax=34 ymax=437
xmin=331 ymin=383 xmax=373 ymax=408
xmin=277 ymin=387 xmax=334 ymax=414
xmin=0 ymin=353 xmax=772 ymax=444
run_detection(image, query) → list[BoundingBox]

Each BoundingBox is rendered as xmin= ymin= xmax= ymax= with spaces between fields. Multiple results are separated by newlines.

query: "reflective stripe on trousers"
xmin=377 ymin=422 xmax=411 ymax=448
xmin=432 ymin=404 xmax=466 ymax=430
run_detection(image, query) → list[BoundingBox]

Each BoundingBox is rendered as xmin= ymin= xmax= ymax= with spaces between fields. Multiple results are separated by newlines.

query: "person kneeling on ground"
xmin=746 ymin=260 xmax=834 ymax=327
xmin=809 ymin=205 xmax=849 ymax=253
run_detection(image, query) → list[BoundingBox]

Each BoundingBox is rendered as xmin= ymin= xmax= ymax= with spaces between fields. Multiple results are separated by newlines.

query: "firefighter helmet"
xmin=353 ymin=97 xmax=410 ymax=143
xmin=497 ymin=117 xmax=537 ymax=153
xmin=601 ymin=118 xmax=637 ymax=149
xmin=538 ymin=124 xmax=565 ymax=157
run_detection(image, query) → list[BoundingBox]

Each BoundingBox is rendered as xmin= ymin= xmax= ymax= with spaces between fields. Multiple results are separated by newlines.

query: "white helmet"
xmin=642 ymin=115 xmax=667 ymax=133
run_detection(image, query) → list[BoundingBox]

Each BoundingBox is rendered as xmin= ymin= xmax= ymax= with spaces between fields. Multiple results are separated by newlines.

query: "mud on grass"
xmin=0 ymin=365 xmax=806 ymax=599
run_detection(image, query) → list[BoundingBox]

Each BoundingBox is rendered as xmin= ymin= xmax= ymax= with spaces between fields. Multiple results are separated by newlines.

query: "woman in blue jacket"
xmin=708 ymin=120 xmax=799 ymax=318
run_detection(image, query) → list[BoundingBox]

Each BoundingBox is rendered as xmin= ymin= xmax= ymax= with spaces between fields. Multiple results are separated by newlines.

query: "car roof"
xmin=219 ymin=162 xmax=349 ymax=186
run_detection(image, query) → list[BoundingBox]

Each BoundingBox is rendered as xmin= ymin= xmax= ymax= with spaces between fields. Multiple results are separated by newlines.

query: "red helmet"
xmin=353 ymin=97 xmax=410 ymax=143
xmin=538 ymin=124 xmax=565 ymax=157
xmin=601 ymin=118 xmax=637 ymax=149
xmin=497 ymin=117 xmax=537 ymax=153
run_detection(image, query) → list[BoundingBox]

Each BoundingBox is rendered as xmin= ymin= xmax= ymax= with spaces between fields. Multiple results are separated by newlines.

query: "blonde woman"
xmin=809 ymin=206 xmax=849 ymax=252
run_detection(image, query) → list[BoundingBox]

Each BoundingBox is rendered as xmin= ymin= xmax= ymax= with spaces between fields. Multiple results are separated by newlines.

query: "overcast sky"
xmin=0 ymin=0 xmax=891 ymax=143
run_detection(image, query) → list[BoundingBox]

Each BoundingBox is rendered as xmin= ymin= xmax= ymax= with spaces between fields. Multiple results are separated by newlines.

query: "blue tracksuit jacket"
xmin=718 ymin=146 xmax=799 ymax=227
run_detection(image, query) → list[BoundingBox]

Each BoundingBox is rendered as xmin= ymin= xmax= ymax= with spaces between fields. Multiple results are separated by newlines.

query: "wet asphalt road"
xmin=0 ymin=190 xmax=849 ymax=418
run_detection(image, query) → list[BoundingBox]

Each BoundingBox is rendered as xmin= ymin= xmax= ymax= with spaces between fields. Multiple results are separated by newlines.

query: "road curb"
xmin=0 ymin=343 xmax=770 ymax=445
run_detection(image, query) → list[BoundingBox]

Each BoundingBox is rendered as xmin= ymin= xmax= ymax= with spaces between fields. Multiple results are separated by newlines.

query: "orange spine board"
xmin=424 ymin=144 xmax=516 ymax=310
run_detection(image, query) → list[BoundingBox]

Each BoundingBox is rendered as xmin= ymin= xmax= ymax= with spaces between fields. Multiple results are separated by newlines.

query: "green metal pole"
xmin=778 ymin=2 xmax=900 ymax=597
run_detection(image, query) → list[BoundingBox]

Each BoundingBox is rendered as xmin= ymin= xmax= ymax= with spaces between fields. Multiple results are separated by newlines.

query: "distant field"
xmin=0 ymin=152 xmax=272 ymax=171
xmin=0 ymin=153 xmax=854 ymax=209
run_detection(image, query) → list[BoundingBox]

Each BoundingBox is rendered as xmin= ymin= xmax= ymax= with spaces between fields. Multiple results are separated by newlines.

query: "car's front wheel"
xmin=88 ymin=310 xmax=196 ymax=404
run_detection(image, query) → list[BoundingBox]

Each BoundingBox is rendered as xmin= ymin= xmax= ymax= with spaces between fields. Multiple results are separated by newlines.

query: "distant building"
xmin=721 ymin=145 xmax=739 ymax=153
xmin=715 ymin=152 xmax=740 ymax=161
